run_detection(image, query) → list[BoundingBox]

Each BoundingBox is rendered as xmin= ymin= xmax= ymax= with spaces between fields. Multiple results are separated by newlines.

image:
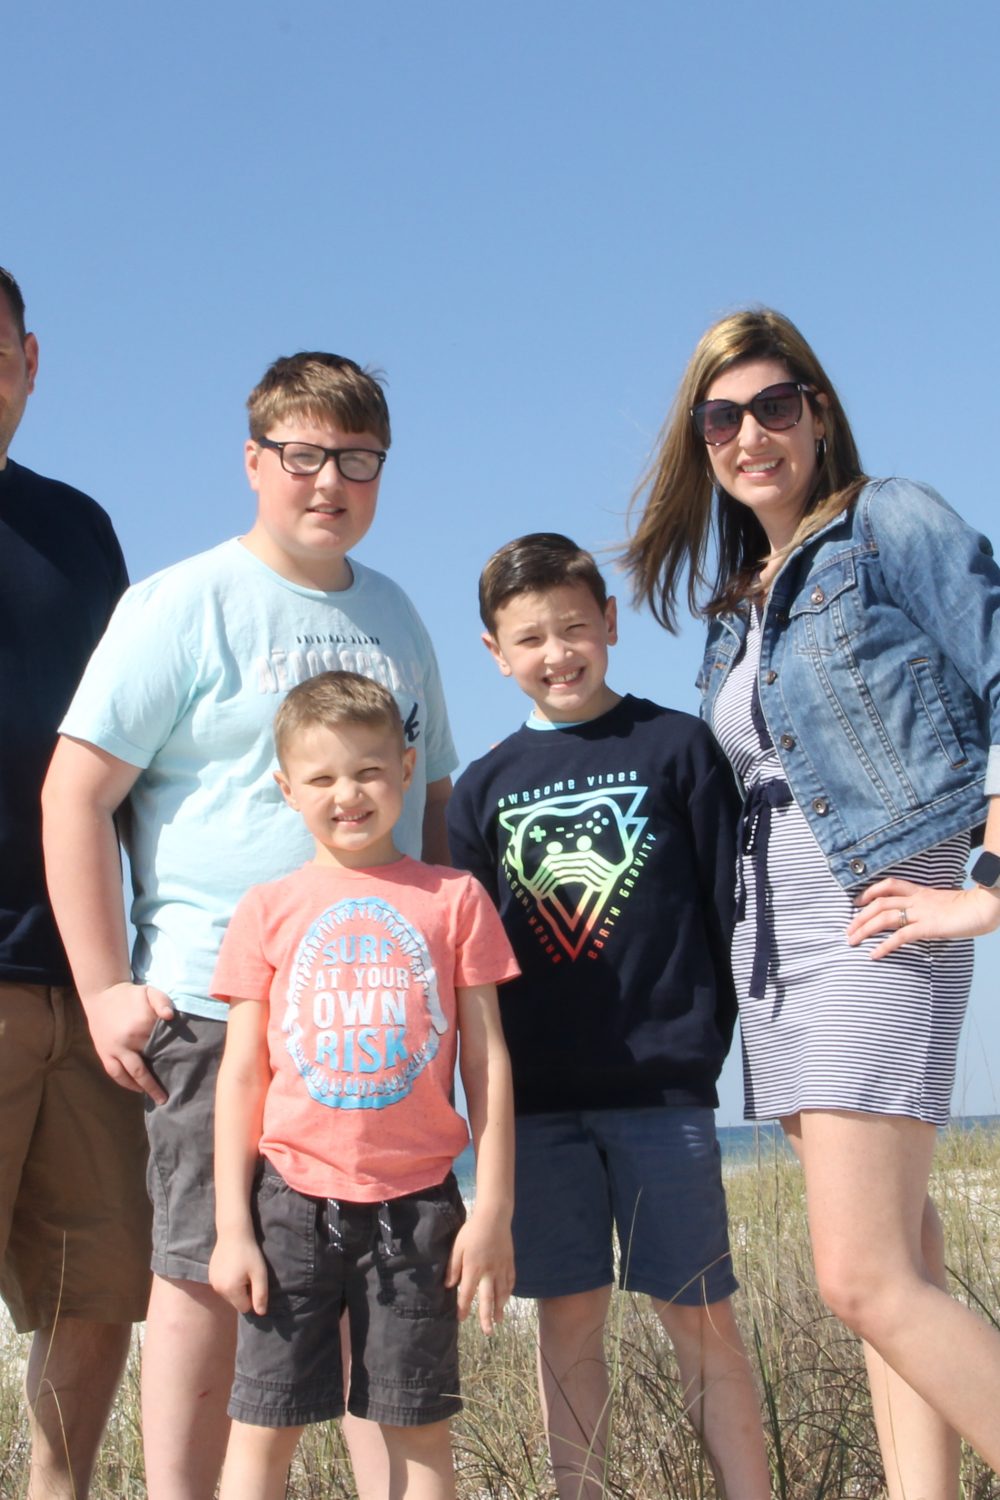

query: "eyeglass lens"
xmin=280 ymin=444 xmax=383 ymax=481
xmin=693 ymin=383 xmax=804 ymax=446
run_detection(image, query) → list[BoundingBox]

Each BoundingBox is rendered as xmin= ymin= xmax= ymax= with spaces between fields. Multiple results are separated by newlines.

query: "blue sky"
xmin=6 ymin=0 xmax=999 ymax=1122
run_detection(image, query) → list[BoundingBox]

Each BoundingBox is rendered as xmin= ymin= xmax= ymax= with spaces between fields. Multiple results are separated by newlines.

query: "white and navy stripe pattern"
xmin=713 ymin=609 xmax=972 ymax=1127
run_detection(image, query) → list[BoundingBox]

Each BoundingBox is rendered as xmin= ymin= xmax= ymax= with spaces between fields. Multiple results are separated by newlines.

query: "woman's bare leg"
xmin=787 ymin=1109 xmax=1000 ymax=1483
xmin=784 ymin=1114 xmax=957 ymax=1496
xmin=861 ymin=1196 xmax=959 ymax=1500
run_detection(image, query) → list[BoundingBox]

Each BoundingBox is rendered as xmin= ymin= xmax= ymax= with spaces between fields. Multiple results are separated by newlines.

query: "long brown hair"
xmin=622 ymin=308 xmax=867 ymax=632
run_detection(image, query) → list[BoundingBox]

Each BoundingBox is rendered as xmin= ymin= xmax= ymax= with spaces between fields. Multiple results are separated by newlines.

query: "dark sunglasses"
xmin=691 ymin=381 xmax=814 ymax=447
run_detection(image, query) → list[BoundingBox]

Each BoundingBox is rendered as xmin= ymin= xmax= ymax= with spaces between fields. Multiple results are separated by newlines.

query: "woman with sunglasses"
xmin=623 ymin=306 xmax=1000 ymax=1492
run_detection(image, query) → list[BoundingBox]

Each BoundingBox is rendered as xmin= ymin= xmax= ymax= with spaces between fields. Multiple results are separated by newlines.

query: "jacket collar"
xmin=713 ymin=490 xmax=864 ymax=638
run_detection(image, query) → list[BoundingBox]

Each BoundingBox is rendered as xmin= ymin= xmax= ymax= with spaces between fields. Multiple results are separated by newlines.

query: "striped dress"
xmin=713 ymin=608 xmax=973 ymax=1126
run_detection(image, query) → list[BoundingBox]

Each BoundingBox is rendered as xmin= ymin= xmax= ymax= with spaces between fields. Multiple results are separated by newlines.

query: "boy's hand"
xmin=82 ymin=981 xmax=175 ymax=1103
xmin=209 ymin=1232 xmax=269 ymax=1316
xmin=445 ymin=1210 xmax=515 ymax=1335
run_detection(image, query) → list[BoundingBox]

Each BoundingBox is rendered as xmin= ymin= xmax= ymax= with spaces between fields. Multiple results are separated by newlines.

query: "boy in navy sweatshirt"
xmin=447 ymin=534 xmax=768 ymax=1500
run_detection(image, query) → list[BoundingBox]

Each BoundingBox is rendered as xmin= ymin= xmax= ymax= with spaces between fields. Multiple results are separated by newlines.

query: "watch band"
xmin=970 ymin=851 xmax=1000 ymax=889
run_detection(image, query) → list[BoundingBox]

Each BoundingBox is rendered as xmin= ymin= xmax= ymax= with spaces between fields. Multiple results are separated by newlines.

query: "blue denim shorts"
xmin=229 ymin=1162 xmax=466 ymax=1428
xmin=512 ymin=1106 xmax=737 ymax=1305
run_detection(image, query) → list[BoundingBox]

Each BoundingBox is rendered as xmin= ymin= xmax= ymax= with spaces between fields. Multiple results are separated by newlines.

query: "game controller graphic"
xmin=499 ymin=788 xmax=648 ymax=959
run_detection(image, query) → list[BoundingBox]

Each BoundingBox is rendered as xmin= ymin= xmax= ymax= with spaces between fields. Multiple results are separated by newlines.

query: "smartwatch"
xmin=970 ymin=851 xmax=1000 ymax=889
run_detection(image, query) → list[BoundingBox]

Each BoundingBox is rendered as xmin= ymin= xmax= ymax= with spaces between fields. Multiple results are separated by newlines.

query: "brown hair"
xmin=247 ymin=353 xmax=391 ymax=447
xmin=0 ymin=268 xmax=27 ymax=339
xmin=621 ymin=308 xmax=866 ymax=631
xmin=479 ymin=532 xmax=608 ymax=634
xmin=273 ymin=671 xmax=403 ymax=768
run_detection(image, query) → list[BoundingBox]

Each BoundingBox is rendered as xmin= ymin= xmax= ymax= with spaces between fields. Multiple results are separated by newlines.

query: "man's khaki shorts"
xmin=0 ymin=981 xmax=152 ymax=1332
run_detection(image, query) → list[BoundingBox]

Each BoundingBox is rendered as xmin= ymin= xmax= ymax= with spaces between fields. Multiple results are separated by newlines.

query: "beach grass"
xmin=3 ymin=1125 xmax=999 ymax=1497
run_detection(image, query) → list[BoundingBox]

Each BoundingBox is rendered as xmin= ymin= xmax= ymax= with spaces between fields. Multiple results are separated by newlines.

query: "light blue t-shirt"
xmin=61 ymin=539 xmax=457 ymax=1020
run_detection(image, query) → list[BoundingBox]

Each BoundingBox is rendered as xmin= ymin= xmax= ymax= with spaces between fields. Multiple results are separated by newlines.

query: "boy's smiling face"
xmin=485 ymin=582 xmax=620 ymax=724
xmin=274 ymin=719 xmax=415 ymax=868
xmin=242 ymin=417 xmax=384 ymax=591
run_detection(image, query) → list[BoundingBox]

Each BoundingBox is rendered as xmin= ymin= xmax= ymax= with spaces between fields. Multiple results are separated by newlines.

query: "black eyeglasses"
xmin=257 ymin=437 xmax=387 ymax=481
xmin=691 ymin=382 xmax=814 ymax=447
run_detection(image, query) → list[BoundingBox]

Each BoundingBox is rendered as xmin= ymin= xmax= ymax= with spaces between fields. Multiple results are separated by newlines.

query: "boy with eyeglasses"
xmin=446 ymin=534 xmax=770 ymax=1500
xmin=42 ymin=353 xmax=458 ymax=1500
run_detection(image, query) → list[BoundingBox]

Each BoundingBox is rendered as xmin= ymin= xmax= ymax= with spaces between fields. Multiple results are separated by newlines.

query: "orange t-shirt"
xmin=212 ymin=857 xmax=519 ymax=1201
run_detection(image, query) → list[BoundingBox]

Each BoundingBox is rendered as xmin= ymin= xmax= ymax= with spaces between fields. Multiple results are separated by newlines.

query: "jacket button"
xmin=812 ymin=797 xmax=829 ymax=815
xmin=779 ymin=734 xmax=795 ymax=750
xmin=850 ymin=858 xmax=866 ymax=875
xmin=811 ymin=586 xmax=825 ymax=604
xmin=764 ymin=670 xmax=777 ymax=684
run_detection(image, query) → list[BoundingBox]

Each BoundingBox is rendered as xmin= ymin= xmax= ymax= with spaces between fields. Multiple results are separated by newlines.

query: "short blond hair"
xmin=247 ymin=353 xmax=391 ymax=447
xmin=274 ymin=671 xmax=403 ymax=768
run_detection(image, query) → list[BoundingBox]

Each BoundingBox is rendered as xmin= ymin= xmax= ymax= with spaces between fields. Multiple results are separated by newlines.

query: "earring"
xmin=816 ymin=437 xmax=828 ymax=465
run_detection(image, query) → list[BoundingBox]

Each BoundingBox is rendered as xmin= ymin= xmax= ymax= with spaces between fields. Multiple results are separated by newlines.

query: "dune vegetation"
xmin=3 ymin=1126 xmax=999 ymax=1497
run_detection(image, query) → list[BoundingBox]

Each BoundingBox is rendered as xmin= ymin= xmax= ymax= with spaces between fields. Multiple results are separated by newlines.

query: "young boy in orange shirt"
xmin=210 ymin=672 xmax=518 ymax=1500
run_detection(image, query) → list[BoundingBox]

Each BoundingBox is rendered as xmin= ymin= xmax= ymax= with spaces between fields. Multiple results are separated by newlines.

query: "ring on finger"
xmin=897 ymin=907 xmax=910 ymax=928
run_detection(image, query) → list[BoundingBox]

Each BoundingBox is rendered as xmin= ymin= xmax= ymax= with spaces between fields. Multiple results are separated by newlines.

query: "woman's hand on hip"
xmin=846 ymin=876 xmax=1000 ymax=959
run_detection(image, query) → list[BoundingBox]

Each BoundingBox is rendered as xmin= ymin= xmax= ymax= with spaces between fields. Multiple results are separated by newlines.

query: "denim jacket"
xmin=697 ymin=477 xmax=1000 ymax=888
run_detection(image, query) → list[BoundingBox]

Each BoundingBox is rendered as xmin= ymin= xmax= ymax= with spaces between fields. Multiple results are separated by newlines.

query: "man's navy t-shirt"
xmin=0 ymin=459 xmax=127 ymax=983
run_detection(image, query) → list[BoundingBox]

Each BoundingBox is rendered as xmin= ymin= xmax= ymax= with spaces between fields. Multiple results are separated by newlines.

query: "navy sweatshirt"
xmin=447 ymin=695 xmax=740 ymax=1114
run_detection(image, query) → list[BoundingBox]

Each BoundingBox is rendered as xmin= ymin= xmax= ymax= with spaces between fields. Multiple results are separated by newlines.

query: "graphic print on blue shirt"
xmin=282 ymin=897 xmax=448 ymax=1110
xmin=254 ymin=628 xmax=424 ymax=746
xmin=499 ymin=786 xmax=651 ymax=961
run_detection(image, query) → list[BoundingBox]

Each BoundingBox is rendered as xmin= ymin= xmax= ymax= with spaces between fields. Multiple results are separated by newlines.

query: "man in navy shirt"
xmin=0 ymin=267 xmax=150 ymax=1499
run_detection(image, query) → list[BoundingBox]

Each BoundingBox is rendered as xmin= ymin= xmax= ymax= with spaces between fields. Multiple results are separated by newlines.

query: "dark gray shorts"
xmin=230 ymin=1162 xmax=466 ymax=1429
xmin=144 ymin=1014 xmax=226 ymax=1281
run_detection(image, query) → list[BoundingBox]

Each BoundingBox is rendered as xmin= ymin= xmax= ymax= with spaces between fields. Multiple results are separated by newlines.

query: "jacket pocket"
xmin=789 ymin=556 xmax=862 ymax=656
xmin=907 ymin=658 xmax=969 ymax=768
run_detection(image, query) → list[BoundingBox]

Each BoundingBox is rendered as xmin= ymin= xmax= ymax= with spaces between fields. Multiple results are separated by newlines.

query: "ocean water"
xmin=453 ymin=1114 xmax=1000 ymax=1197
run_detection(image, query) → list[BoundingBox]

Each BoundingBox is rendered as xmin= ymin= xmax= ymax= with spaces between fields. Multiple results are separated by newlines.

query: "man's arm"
xmin=421 ymin=774 xmax=453 ymax=865
xmin=208 ymin=996 xmax=270 ymax=1315
xmin=446 ymin=982 xmax=515 ymax=1333
xmin=41 ymin=735 xmax=174 ymax=1100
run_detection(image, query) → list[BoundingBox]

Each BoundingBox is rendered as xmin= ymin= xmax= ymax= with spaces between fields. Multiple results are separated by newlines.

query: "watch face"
xmin=972 ymin=851 xmax=1000 ymax=888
